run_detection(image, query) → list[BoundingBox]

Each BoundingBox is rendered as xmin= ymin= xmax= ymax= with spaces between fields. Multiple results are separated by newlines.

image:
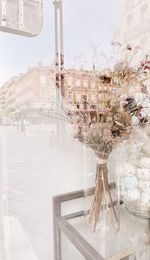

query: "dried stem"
xmin=88 ymin=162 xmax=119 ymax=232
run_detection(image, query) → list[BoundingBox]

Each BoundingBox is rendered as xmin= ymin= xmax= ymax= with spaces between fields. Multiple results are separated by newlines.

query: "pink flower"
xmin=140 ymin=59 xmax=150 ymax=70
xmin=126 ymin=44 xmax=132 ymax=51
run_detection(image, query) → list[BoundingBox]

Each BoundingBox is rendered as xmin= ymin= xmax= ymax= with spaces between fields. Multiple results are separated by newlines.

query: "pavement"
xmin=1 ymin=123 xmax=150 ymax=260
xmin=0 ymin=122 xmax=84 ymax=260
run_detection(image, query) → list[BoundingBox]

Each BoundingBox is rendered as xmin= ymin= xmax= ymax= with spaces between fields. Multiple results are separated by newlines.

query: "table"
xmin=53 ymin=190 xmax=150 ymax=260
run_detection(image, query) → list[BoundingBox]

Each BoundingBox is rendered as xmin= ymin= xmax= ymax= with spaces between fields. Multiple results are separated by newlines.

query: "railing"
xmin=53 ymin=185 xmax=123 ymax=260
xmin=53 ymin=189 xmax=105 ymax=260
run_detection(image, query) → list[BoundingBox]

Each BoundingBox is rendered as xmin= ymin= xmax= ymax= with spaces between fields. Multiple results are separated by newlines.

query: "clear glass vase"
xmin=83 ymin=144 xmax=120 ymax=234
xmin=119 ymin=126 xmax=150 ymax=218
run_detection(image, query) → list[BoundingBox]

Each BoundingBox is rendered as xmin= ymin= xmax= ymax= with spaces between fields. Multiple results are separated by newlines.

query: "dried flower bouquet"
xmin=55 ymin=44 xmax=149 ymax=231
xmin=68 ymin=66 xmax=148 ymax=231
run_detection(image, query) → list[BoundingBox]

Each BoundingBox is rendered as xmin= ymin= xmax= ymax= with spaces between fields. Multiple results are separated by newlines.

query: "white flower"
xmin=139 ymin=157 xmax=150 ymax=168
xmin=127 ymin=189 xmax=140 ymax=201
xmin=137 ymin=168 xmax=150 ymax=181
xmin=123 ymin=176 xmax=138 ymax=190
xmin=122 ymin=163 xmax=136 ymax=175
xmin=140 ymin=192 xmax=150 ymax=205
xmin=138 ymin=180 xmax=150 ymax=192
xmin=132 ymin=115 xmax=139 ymax=125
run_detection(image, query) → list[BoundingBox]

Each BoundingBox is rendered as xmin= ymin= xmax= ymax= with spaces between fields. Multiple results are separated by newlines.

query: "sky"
xmin=0 ymin=0 xmax=120 ymax=85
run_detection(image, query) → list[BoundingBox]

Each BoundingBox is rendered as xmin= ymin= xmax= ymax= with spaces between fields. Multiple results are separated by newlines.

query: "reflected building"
xmin=0 ymin=65 xmax=98 ymax=117
xmin=0 ymin=81 xmax=7 ymax=111
xmin=0 ymin=64 xmax=117 ymax=118
xmin=14 ymin=63 xmax=56 ymax=114
xmin=0 ymin=63 xmax=56 ymax=117
xmin=64 ymin=68 xmax=98 ymax=107
xmin=5 ymin=77 xmax=18 ymax=113
xmin=116 ymin=0 xmax=150 ymax=63
xmin=112 ymin=0 xmax=150 ymax=103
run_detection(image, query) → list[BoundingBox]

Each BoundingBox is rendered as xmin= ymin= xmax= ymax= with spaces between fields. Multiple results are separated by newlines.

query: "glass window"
xmin=50 ymin=78 xmax=54 ymax=86
xmin=76 ymin=79 xmax=81 ymax=87
xmin=68 ymin=91 xmax=73 ymax=100
xmin=50 ymin=89 xmax=56 ymax=100
xmin=91 ymin=80 xmax=96 ymax=89
xmin=83 ymin=80 xmax=88 ymax=88
xmin=67 ymin=78 xmax=72 ymax=86
xmin=40 ymin=88 xmax=46 ymax=98
xmin=91 ymin=94 xmax=96 ymax=102
xmin=40 ymin=75 xmax=46 ymax=84
xmin=76 ymin=91 xmax=81 ymax=102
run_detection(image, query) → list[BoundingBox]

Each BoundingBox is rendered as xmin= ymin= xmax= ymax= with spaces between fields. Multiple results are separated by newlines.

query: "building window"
xmin=76 ymin=91 xmax=81 ymax=102
xmin=50 ymin=89 xmax=56 ymax=100
xmin=50 ymin=78 xmax=54 ymax=86
xmin=67 ymin=91 xmax=73 ymax=100
xmin=40 ymin=89 xmax=46 ymax=98
xmin=91 ymin=80 xmax=96 ymax=89
xmin=91 ymin=94 xmax=96 ymax=102
xmin=76 ymin=79 xmax=81 ymax=87
xmin=66 ymin=79 xmax=72 ymax=86
xmin=40 ymin=75 xmax=46 ymax=84
xmin=83 ymin=80 xmax=88 ymax=88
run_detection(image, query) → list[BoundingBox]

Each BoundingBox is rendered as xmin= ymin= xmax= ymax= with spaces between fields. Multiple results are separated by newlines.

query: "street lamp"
xmin=53 ymin=0 xmax=65 ymax=144
xmin=53 ymin=0 xmax=64 ymax=98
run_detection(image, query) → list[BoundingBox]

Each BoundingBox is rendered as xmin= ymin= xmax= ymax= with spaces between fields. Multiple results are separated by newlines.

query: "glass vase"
xmin=119 ymin=126 xmax=150 ymax=218
xmin=83 ymin=144 xmax=120 ymax=234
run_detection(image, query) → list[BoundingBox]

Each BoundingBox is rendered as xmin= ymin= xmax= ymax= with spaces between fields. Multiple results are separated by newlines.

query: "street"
xmin=0 ymin=122 xmax=84 ymax=260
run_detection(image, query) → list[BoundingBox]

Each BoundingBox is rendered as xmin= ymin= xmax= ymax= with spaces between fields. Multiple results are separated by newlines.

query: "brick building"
xmin=0 ymin=63 xmax=56 ymax=117
xmin=14 ymin=64 xmax=56 ymax=113
xmin=0 ymin=65 xmax=99 ymax=114
xmin=0 ymin=64 xmax=117 ymax=119
xmin=64 ymin=68 xmax=98 ymax=106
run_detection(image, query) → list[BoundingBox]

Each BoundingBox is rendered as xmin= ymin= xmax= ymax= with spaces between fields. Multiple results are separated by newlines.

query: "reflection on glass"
xmin=0 ymin=0 xmax=43 ymax=36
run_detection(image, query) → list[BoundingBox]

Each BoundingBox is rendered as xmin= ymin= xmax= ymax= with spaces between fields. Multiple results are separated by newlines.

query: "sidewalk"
xmin=0 ymin=216 xmax=39 ymax=260
xmin=0 ymin=125 xmax=84 ymax=259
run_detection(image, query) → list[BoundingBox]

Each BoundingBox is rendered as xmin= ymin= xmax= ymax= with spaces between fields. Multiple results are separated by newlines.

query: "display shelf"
xmin=53 ymin=190 xmax=150 ymax=260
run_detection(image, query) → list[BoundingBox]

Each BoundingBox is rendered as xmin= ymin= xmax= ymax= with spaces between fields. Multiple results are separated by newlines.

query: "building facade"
xmin=5 ymin=77 xmax=19 ymax=113
xmin=0 ymin=64 xmax=118 ymax=119
xmin=64 ymin=69 xmax=99 ymax=106
xmin=14 ymin=64 xmax=56 ymax=113
xmin=119 ymin=0 xmax=150 ymax=63
xmin=0 ymin=63 xmax=56 ymax=118
xmin=0 ymin=82 xmax=7 ymax=111
xmin=0 ymin=65 xmax=100 ymax=116
xmin=115 ymin=0 xmax=150 ymax=104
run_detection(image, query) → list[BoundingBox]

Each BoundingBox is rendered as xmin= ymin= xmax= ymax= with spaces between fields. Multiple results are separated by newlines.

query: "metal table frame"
xmin=53 ymin=189 xmax=105 ymax=260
